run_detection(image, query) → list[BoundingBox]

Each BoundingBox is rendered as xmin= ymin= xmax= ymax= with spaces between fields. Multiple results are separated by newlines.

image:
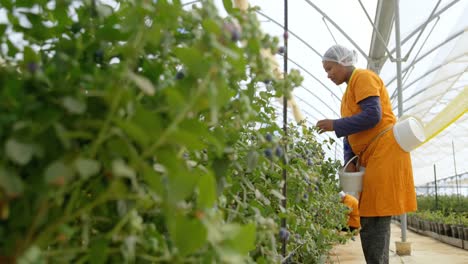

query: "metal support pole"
xmin=434 ymin=164 xmax=438 ymax=210
xmin=281 ymin=0 xmax=288 ymax=258
xmin=394 ymin=0 xmax=407 ymax=243
xmin=452 ymin=140 xmax=459 ymax=201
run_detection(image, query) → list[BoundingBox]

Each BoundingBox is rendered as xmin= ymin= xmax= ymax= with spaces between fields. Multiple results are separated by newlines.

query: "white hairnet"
xmin=339 ymin=191 xmax=346 ymax=199
xmin=322 ymin=45 xmax=357 ymax=67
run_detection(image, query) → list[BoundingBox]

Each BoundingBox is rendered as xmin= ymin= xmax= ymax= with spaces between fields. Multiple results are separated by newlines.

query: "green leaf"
xmin=246 ymin=151 xmax=258 ymax=173
xmin=23 ymin=46 xmax=38 ymax=63
xmin=220 ymin=223 xmax=256 ymax=254
xmin=270 ymin=189 xmax=285 ymax=200
xmin=114 ymin=118 xmax=150 ymax=147
xmin=169 ymin=130 xmax=205 ymax=150
xmin=5 ymin=139 xmax=34 ymax=165
xmin=212 ymin=41 xmax=239 ymax=59
xmin=127 ymin=71 xmax=155 ymax=96
xmin=222 ymin=0 xmax=234 ymax=14
xmin=0 ymin=167 xmax=24 ymax=197
xmin=202 ymin=19 xmax=221 ymax=35
xmin=62 ymin=96 xmax=86 ymax=114
xmin=44 ymin=160 xmax=74 ymax=185
xmin=17 ymin=245 xmax=44 ymax=264
xmin=174 ymin=47 xmax=208 ymax=78
xmin=111 ymin=159 xmax=135 ymax=178
xmin=158 ymin=150 xmax=198 ymax=202
xmin=142 ymin=164 xmax=163 ymax=195
xmin=7 ymin=39 xmax=19 ymax=57
xmin=96 ymin=3 xmax=113 ymax=17
xmin=89 ymin=238 xmax=108 ymax=264
xmin=74 ymin=158 xmax=101 ymax=179
xmin=0 ymin=24 xmax=7 ymax=36
xmin=0 ymin=0 xmax=12 ymax=9
xmin=197 ymin=173 xmax=216 ymax=208
xmin=132 ymin=104 xmax=162 ymax=135
xmin=168 ymin=169 xmax=198 ymax=203
xmin=54 ymin=123 xmax=71 ymax=149
xmin=212 ymin=156 xmax=230 ymax=179
xmin=169 ymin=215 xmax=207 ymax=256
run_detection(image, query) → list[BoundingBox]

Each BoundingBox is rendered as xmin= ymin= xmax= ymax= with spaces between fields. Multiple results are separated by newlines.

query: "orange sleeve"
xmin=352 ymin=71 xmax=381 ymax=103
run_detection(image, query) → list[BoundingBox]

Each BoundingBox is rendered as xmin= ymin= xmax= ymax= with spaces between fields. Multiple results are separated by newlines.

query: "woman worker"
xmin=339 ymin=191 xmax=360 ymax=233
xmin=316 ymin=45 xmax=417 ymax=264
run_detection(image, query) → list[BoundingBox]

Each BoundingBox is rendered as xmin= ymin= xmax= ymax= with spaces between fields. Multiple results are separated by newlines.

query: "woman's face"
xmin=322 ymin=61 xmax=346 ymax=85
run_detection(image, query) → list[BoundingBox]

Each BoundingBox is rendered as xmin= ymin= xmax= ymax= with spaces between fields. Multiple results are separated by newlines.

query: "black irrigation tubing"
xmin=256 ymin=10 xmax=322 ymax=58
xmin=281 ymin=0 xmax=288 ymax=258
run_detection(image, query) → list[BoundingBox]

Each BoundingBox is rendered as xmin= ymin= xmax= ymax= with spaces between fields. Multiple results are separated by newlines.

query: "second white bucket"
xmin=339 ymin=156 xmax=365 ymax=192
xmin=393 ymin=117 xmax=426 ymax=152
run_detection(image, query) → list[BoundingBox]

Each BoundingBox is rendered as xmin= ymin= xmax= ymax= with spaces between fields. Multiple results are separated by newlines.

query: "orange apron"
xmin=341 ymin=69 xmax=417 ymax=217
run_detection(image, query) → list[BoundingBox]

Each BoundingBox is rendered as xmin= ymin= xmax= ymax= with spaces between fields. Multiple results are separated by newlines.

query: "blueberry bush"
xmin=0 ymin=0 xmax=348 ymax=263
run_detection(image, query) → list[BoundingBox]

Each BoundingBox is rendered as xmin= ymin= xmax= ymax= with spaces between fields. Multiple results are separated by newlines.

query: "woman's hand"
xmin=316 ymin=119 xmax=334 ymax=133
xmin=345 ymin=162 xmax=359 ymax=172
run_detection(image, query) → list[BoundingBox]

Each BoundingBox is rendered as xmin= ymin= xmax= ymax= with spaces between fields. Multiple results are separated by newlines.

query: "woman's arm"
xmin=333 ymin=96 xmax=381 ymax=138
xmin=343 ymin=137 xmax=354 ymax=164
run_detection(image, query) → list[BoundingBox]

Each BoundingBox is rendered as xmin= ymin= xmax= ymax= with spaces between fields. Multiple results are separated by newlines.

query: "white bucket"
xmin=339 ymin=156 xmax=365 ymax=192
xmin=393 ymin=117 xmax=426 ymax=152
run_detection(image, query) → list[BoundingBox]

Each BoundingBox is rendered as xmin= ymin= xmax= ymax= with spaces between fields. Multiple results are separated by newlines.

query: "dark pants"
xmin=360 ymin=216 xmax=391 ymax=264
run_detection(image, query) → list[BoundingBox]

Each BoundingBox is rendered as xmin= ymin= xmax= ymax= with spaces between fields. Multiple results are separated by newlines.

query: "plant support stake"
xmin=282 ymin=0 xmax=289 ymax=258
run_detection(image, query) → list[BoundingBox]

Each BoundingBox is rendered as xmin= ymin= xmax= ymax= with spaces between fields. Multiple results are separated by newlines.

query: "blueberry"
xmin=279 ymin=227 xmax=290 ymax=241
xmin=27 ymin=62 xmax=38 ymax=74
xmin=71 ymin=22 xmax=81 ymax=34
xmin=277 ymin=46 xmax=285 ymax=54
xmin=265 ymin=133 xmax=273 ymax=142
xmin=175 ymin=71 xmax=185 ymax=80
xmin=264 ymin=148 xmax=273 ymax=158
xmin=94 ymin=50 xmax=104 ymax=64
xmin=275 ymin=146 xmax=283 ymax=157
xmin=95 ymin=50 xmax=104 ymax=57
xmin=223 ymin=22 xmax=241 ymax=42
xmin=303 ymin=193 xmax=308 ymax=199
xmin=307 ymin=158 xmax=313 ymax=166
xmin=231 ymin=29 xmax=241 ymax=42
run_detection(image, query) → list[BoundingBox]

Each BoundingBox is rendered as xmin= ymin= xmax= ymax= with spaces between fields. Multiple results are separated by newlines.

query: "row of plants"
xmin=416 ymin=195 xmax=468 ymax=214
xmin=0 ymin=1 xmax=349 ymax=263
xmin=396 ymin=211 xmax=468 ymax=240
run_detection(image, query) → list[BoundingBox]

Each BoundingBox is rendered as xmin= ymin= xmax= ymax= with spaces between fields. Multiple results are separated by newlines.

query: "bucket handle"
xmin=343 ymin=155 xmax=360 ymax=172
